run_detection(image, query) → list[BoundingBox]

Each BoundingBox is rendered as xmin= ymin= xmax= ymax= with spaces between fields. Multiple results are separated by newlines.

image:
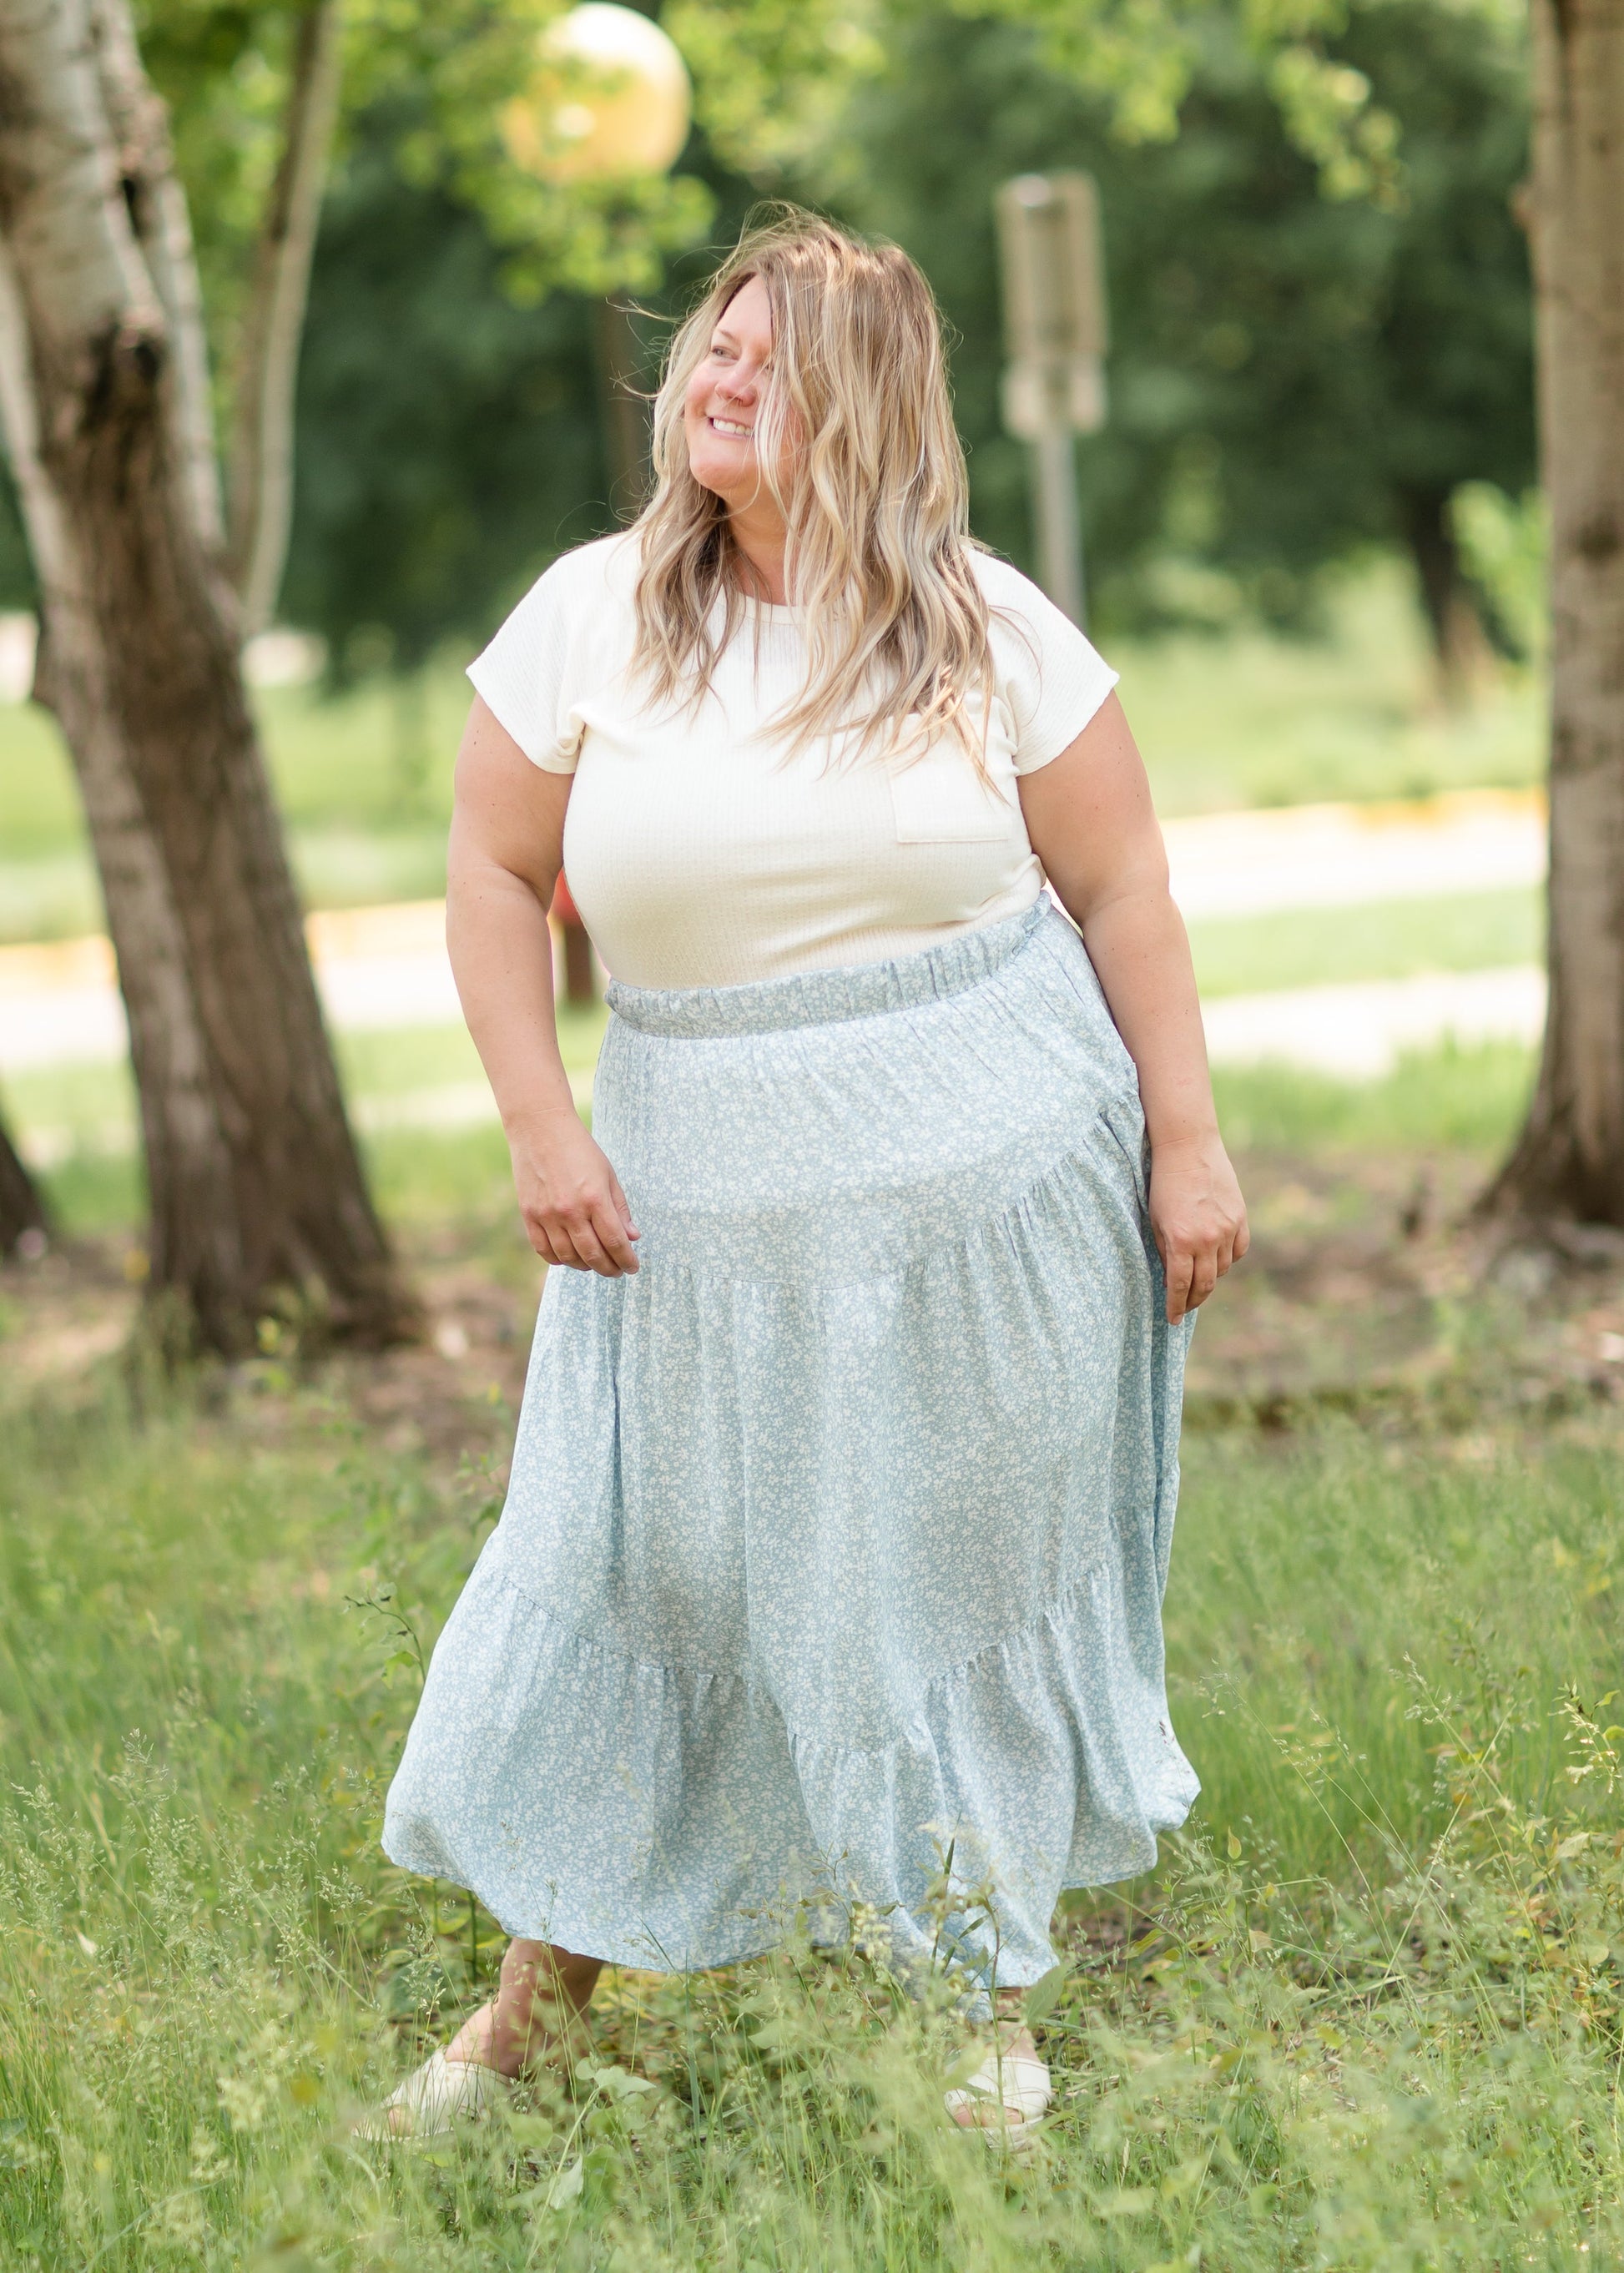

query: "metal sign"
xmin=995 ymin=170 xmax=1107 ymax=438
xmin=994 ymin=170 xmax=1108 ymax=626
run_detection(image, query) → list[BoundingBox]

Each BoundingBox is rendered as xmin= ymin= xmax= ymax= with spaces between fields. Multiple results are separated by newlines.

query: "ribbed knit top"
xmin=467 ymin=532 xmax=1117 ymax=989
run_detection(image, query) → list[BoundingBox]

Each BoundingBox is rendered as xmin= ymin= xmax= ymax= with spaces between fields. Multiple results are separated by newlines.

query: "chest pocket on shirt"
xmin=888 ymin=742 xmax=1012 ymax=844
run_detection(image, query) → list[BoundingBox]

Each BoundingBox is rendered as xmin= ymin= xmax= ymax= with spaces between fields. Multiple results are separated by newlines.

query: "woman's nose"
xmin=716 ymin=363 xmax=759 ymax=404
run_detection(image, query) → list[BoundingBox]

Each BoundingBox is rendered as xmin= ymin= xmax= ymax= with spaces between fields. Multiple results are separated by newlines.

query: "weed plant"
xmin=2 ymin=1373 xmax=1622 ymax=2268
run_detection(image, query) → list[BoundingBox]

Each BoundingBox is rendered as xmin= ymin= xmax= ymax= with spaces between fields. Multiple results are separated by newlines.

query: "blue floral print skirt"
xmin=383 ymin=900 xmax=1198 ymax=1989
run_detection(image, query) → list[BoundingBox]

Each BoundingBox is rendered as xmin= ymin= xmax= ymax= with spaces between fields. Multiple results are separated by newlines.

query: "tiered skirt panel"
xmin=383 ymin=900 xmax=1198 ymax=1985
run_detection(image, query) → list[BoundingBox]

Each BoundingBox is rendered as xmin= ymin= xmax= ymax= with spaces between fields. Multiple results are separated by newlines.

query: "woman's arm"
xmin=1018 ymin=692 xmax=1248 ymax=1322
xmin=447 ymin=696 xmax=638 ymax=1277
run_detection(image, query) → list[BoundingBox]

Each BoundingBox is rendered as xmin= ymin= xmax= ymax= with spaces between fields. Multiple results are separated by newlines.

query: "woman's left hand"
xmin=1147 ymin=1130 xmax=1250 ymax=1323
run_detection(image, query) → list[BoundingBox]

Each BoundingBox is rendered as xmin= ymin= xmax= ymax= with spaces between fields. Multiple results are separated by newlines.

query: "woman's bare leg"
xmin=445 ymin=1938 xmax=603 ymax=2078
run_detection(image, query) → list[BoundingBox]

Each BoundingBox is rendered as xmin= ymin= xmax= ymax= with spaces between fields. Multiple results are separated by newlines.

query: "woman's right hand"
xmin=508 ymin=1107 xmax=640 ymax=1277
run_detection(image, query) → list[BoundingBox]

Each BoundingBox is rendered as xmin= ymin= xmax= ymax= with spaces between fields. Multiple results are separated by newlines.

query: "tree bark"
xmin=1485 ymin=0 xmax=1624 ymax=1229
xmin=225 ymin=0 xmax=343 ymax=634
xmin=86 ymin=0 xmax=223 ymax=552
xmin=0 ymin=0 xmax=416 ymax=1351
xmin=0 ymin=1101 xmax=49 ymax=1257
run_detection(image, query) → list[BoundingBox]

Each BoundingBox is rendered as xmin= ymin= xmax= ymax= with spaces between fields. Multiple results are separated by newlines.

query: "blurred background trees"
xmin=13 ymin=0 xmax=1621 ymax=1278
xmin=176 ymin=0 xmax=1535 ymax=703
xmin=843 ymin=3 xmax=1533 ymax=698
xmin=280 ymin=116 xmax=608 ymax=686
xmin=0 ymin=0 xmax=1519 ymax=718
xmin=0 ymin=0 xmax=1518 ymax=718
xmin=0 ymin=0 xmax=1540 ymax=692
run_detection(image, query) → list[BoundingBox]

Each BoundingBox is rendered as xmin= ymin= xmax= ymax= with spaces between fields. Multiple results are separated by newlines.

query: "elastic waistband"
xmin=606 ymin=900 xmax=1049 ymax=1039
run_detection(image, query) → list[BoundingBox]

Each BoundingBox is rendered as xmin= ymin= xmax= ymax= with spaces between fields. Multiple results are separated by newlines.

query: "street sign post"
xmin=994 ymin=171 xmax=1107 ymax=628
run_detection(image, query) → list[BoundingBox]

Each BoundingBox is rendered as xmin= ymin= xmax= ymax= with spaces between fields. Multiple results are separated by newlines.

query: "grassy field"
xmin=0 ymin=562 xmax=1542 ymax=940
xmin=1185 ymin=889 xmax=1539 ymax=1001
xmin=3 ymin=1279 xmax=1621 ymax=2268
xmin=7 ymin=1031 xmax=1624 ymax=2270
xmin=2 ymin=553 xmax=1593 ymax=2267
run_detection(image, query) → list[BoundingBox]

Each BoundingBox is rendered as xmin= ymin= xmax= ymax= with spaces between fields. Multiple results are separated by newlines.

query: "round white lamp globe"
xmin=502 ymin=3 xmax=693 ymax=184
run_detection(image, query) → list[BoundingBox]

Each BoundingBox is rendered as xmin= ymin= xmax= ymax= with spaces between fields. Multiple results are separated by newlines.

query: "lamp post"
xmin=502 ymin=4 xmax=693 ymax=1000
xmin=994 ymin=173 xmax=1108 ymax=629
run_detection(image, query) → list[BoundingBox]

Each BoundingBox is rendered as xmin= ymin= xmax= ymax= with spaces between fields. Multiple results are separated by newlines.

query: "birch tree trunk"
xmin=1486 ymin=0 xmax=1624 ymax=1228
xmin=0 ymin=0 xmax=415 ymax=1351
xmin=226 ymin=0 xmax=344 ymax=634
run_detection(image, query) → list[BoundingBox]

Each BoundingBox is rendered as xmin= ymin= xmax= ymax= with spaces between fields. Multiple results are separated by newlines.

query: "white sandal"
xmin=944 ymin=2045 xmax=1052 ymax=2149
xmin=354 ymin=2048 xmax=514 ymax=2142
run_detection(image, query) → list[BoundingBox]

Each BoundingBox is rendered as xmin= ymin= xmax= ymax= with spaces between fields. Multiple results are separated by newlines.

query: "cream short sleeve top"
xmin=466 ymin=532 xmax=1119 ymax=990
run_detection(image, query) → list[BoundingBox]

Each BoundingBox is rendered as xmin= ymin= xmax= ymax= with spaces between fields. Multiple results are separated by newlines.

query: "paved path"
xmin=1202 ymin=964 xmax=1544 ymax=1078
xmin=0 ymin=790 xmax=1551 ymax=1106
xmin=0 ymin=901 xmax=463 ymax=1073
xmin=1163 ymin=786 xmax=1542 ymax=920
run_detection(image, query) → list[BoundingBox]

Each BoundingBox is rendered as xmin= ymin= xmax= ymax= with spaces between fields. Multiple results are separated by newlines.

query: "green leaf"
xmin=588 ymin=2064 xmax=656 ymax=2100
xmin=544 ymin=2157 xmax=583 ymax=2211
xmin=502 ymin=2112 xmax=557 ymax=2150
xmin=1023 ymin=1963 xmax=1068 ymax=2025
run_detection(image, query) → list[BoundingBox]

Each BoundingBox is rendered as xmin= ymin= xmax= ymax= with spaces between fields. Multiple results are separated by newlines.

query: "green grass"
xmin=7 ymin=1031 xmax=1537 ymax=1248
xmin=0 ymin=560 xmax=1543 ymax=940
xmin=3 ymin=1345 xmax=1621 ymax=2266
xmin=1188 ymin=888 xmax=1540 ymax=1000
xmin=1210 ymin=1038 xmax=1535 ymax=1157
xmin=1117 ymin=562 xmax=1543 ymax=815
xmin=2 ymin=1002 xmax=612 ymax=1237
xmin=2 ymin=996 xmax=1614 ymax=2270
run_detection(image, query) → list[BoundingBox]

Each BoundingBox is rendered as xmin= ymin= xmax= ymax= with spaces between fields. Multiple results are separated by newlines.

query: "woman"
xmin=372 ymin=209 xmax=1248 ymax=2145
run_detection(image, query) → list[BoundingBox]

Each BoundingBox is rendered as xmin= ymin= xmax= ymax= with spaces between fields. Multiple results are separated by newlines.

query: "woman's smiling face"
xmin=683 ymin=275 xmax=777 ymax=510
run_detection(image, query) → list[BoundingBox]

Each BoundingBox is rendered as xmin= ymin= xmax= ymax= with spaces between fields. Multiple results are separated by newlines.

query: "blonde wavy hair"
xmin=632 ymin=208 xmax=993 ymax=766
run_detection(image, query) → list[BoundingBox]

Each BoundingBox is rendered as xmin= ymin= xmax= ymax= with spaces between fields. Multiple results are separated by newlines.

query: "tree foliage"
xmin=835 ymin=0 xmax=1531 ymax=643
xmin=269 ymin=0 xmax=1533 ymax=666
xmin=280 ymin=107 xmax=608 ymax=678
xmin=0 ymin=0 xmax=1534 ymax=663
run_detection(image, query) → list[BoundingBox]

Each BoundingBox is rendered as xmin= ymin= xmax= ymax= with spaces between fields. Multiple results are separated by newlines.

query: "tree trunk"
xmin=1485 ymin=0 xmax=1624 ymax=1230
xmin=226 ymin=0 xmax=344 ymax=635
xmin=1401 ymin=484 xmax=1491 ymax=712
xmin=0 ymin=1102 xmax=49 ymax=1257
xmin=595 ymin=295 xmax=651 ymax=520
xmin=0 ymin=0 xmax=416 ymax=1351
